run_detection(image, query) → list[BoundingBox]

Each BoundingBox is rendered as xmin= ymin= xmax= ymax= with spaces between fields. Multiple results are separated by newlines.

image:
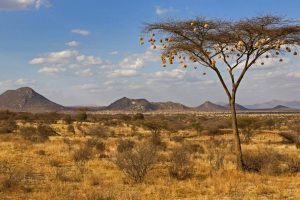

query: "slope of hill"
xmin=246 ymin=100 xmax=300 ymax=109
xmin=0 ymin=87 xmax=65 ymax=112
xmin=195 ymin=101 xmax=227 ymax=112
xmin=151 ymin=101 xmax=190 ymax=111
xmin=224 ymin=103 xmax=249 ymax=111
xmin=106 ymin=97 xmax=156 ymax=112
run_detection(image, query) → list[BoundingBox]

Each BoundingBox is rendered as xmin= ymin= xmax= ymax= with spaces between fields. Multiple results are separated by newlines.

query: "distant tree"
xmin=143 ymin=15 xmax=300 ymax=170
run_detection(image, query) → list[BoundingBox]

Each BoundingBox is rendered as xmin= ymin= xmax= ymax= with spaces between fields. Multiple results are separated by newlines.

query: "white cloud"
xmin=74 ymin=83 xmax=101 ymax=92
xmin=30 ymin=49 xmax=107 ymax=76
xmin=65 ymin=41 xmax=79 ymax=47
xmin=287 ymin=71 xmax=300 ymax=78
xmin=110 ymin=69 xmax=138 ymax=77
xmin=110 ymin=51 xmax=119 ymax=55
xmin=38 ymin=67 xmax=66 ymax=75
xmin=107 ymin=49 xmax=159 ymax=78
xmin=75 ymin=68 xmax=94 ymax=77
xmin=71 ymin=29 xmax=91 ymax=36
xmin=155 ymin=6 xmax=177 ymax=15
xmin=0 ymin=79 xmax=36 ymax=89
xmin=0 ymin=0 xmax=50 ymax=10
xmin=149 ymin=69 xmax=185 ymax=79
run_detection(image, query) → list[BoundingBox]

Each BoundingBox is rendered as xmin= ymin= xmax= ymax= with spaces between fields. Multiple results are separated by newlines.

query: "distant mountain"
xmin=224 ymin=103 xmax=248 ymax=111
xmin=0 ymin=87 xmax=65 ymax=112
xmin=106 ymin=97 xmax=156 ymax=112
xmin=195 ymin=101 xmax=227 ymax=112
xmin=152 ymin=101 xmax=190 ymax=111
xmin=246 ymin=100 xmax=300 ymax=109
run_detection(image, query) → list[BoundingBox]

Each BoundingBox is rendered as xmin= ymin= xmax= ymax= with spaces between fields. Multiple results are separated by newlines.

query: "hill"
xmin=195 ymin=101 xmax=227 ymax=112
xmin=0 ymin=87 xmax=65 ymax=112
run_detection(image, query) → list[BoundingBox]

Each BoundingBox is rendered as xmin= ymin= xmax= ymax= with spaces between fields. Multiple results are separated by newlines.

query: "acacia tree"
xmin=141 ymin=16 xmax=300 ymax=170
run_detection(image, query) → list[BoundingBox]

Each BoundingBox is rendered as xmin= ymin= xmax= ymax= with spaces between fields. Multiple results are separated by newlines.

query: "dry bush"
xmin=243 ymin=148 xmax=285 ymax=175
xmin=287 ymin=158 xmax=300 ymax=173
xmin=85 ymin=138 xmax=106 ymax=156
xmin=87 ymin=125 xmax=109 ymax=138
xmin=171 ymin=135 xmax=184 ymax=143
xmin=150 ymin=132 xmax=166 ymax=150
xmin=169 ymin=145 xmax=194 ymax=180
xmin=279 ymin=131 xmax=300 ymax=148
xmin=0 ymin=161 xmax=35 ymax=193
xmin=117 ymin=139 xmax=135 ymax=153
xmin=0 ymin=119 xmax=17 ymax=134
xmin=20 ymin=125 xmax=57 ymax=142
xmin=86 ymin=190 xmax=116 ymax=200
xmin=238 ymin=117 xmax=260 ymax=144
xmin=188 ymin=143 xmax=205 ymax=154
xmin=55 ymin=167 xmax=82 ymax=183
xmin=115 ymin=142 xmax=157 ymax=183
xmin=67 ymin=124 xmax=75 ymax=134
xmin=207 ymin=137 xmax=226 ymax=172
xmin=73 ymin=146 xmax=92 ymax=163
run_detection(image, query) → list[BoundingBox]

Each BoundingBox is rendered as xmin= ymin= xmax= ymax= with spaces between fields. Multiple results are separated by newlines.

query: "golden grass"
xmin=0 ymin=120 xmax=300 ymax=200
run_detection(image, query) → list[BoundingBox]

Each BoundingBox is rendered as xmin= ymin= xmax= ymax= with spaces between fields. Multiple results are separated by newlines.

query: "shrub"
xmin=169 ymin=145 xmax=194 ymax=180
xmin=85 ymin=138 xmax=106 ymax=153
xmin=63 ymin=114 xmax=73 ymax=124
xmin=238 ymin=117 xmax=260 ymax=144
xmin=117 ymin=139 xmax=135 ymax=153
xmin=287 ymin=158 xmax=300 ymax=173
xmin=279 ymin=131 xmax=300 ymax=148
xmin=207 ymin=137 xmax=226 ymax=171
xmin=20 ymin=125 xmax=57 ymax=142
xmin=115 ymin=142 xmax=157 ymax=183
xmin=73 ymin=147 xmax=92 ymax=163
xmin=188 ymin=143 xmax=205 ymax=154
xmin=171 ymin=135 xmax=184 ymax=143
xmin=76 ymin=112 xmax=88 ymax=122
xmin=150 ymin=132 xmax=166 ymax=150
xmin=67 ymin=124 xmax=75 ymax=134
xmin=243 ymin=148 xmax=284 ymax=175
xmin=87 ymin=125 xmax=109 ymax=138
xmin=133 ymin=113 xmax=144 ymax=120
xmin=0 ymin=119 xmax=17 ymax=134
xmin=0 ymin=162 xmax=34 ymax=192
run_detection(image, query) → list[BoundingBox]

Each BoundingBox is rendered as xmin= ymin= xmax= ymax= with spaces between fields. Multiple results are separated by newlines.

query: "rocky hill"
xmin=0 ymin=87 xmax=65 ymax=112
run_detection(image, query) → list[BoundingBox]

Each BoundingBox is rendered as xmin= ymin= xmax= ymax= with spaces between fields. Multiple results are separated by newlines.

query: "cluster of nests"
xmin=138 ymin=26 xmax=299 ymax=70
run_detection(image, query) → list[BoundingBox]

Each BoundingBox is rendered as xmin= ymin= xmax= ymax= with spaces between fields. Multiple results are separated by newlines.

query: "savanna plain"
xmin=0 ymin=111 xmax=300 ymax=200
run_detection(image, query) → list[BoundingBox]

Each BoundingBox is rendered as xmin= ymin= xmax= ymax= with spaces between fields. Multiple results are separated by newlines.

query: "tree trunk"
xmin=229 ymin=95 xmax=244 ymax=170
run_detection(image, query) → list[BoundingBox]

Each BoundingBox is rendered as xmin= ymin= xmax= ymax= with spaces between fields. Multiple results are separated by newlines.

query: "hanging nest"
xmin=294 ymin=52 xmax=298 ymax=56
xmin=204 ymin=24 xmax=209 ymax=28
xmin=161 ymin=55 xmax=166 ymax=64
xmin=279 ymin=58 xmax=283 ymax=62
xmin=261 ymin=62 xmax=264 ymax=65
xmin=151 ymin=45 xmax=156 ymax=49
xmin=265 ymin=55 xmax=269 ymax=58
xmin=160 ymin=39 xmax=163 ymax=43
xmin=203 ymin=72 xmax=206 ymax=75
xmin=276 ymin=52 xmax=279 ymax=55
xmin=286 ymin=47 xmax=291 ymax=52
xmin=190 ymin=22 xmax=195 ymax=26
xmin=194 ymin=66 xmax=197 ymax=69
xmin=211 ymin=60 xmax=216 ymax=67
xmin=139 ymin=41 xmax=144 ymax=45
xmin=162 ymin=64 xmax=166 ymax=67
xmin=139 ymin=37 xmax=144 ymax=41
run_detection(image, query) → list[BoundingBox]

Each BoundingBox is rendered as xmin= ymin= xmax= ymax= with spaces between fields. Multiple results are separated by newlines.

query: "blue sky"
xmin=0 ymin=0 xmax=300 ymax=106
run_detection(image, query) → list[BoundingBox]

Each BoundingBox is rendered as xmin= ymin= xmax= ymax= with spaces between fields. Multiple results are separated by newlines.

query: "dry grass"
xmin=0 ymin=113 xmax=300 ymax=199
